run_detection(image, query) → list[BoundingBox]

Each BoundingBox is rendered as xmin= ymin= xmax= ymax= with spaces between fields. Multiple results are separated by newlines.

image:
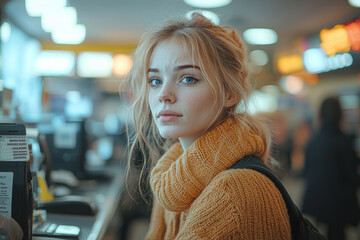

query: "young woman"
xmin=120 ymin=14 xmax=291 ymax=239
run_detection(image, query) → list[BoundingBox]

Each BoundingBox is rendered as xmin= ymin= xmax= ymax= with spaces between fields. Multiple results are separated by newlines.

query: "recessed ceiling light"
xmin=184 ymin=0 xmax=231 ymax=8
xmin=41 ymin=7 xmax=77 ymax=33
xmin=243 ymin=28 xmax=278 ymax=45
xmin=348 ymin=0 xmax=360 ymax=7
xmin=77 ymin=52 xmax=113 ymax=78
xmin=51 ymin=24 xmax=86 ymax=45
xmin=185 ymin=10 xmax=220 ymax=25
xmin=25 ymin=0 xmax=67 ymax=17
xmin=35 ymin=50 xmax=75 ymax=76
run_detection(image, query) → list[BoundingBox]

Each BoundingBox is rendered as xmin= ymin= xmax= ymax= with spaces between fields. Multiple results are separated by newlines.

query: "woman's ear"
xmin=224 ymin=93 xmax=237 ymax=108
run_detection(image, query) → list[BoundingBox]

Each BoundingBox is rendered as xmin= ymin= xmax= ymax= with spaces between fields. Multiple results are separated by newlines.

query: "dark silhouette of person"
xmin=302 ymin=96 xmax=360 ymax=240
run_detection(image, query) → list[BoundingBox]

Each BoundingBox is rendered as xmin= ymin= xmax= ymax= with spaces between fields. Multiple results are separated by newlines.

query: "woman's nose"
xmin=158 ymin=83 xmax=176 ymax=103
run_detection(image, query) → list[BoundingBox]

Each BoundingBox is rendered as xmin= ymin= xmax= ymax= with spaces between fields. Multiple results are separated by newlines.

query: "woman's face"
xmin=148 ymin=38 xmax=221 ymax=149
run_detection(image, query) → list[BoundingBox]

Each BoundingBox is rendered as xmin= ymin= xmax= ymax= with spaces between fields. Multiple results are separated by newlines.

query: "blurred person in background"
xmin=302 ymin=96 xmax=360 ymax=240
xmin=119 ymin=13 xmax=291 ymax=239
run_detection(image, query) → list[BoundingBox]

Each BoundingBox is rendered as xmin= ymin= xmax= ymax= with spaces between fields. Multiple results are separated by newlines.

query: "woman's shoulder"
xmin=207 ymin=168 xmax=283 ymax=201
xmin=199 ymin=168 xmax=290 ymax=232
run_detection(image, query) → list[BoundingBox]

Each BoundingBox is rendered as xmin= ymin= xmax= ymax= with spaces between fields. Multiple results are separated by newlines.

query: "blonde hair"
xmin=119 ymin=13 xmax=271 ymax=201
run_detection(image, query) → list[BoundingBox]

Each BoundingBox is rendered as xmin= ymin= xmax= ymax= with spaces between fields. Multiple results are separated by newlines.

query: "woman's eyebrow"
xmin=147 ymin=65 xmax=200 ymax=73
xmin=174 ymin=64 xmax=200 ymax=71
xmin=148 ymin=68 xmax=159 ymax=73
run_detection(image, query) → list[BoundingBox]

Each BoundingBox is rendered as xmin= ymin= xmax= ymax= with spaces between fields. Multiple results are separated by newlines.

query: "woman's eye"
xmin=149 ymin=78 xmax=162 ymax=87
xmin=181 ymin=76 xmax=198 ymax=84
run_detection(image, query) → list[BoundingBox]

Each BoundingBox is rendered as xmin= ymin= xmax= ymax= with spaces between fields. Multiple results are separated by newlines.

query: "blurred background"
xmin=0 ymin=0 xmax=360 ymax=239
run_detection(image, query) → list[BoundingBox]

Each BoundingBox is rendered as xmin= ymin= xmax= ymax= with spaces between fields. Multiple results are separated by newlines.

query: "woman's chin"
xmin=159 ymin=131 xmax=181 ymax=140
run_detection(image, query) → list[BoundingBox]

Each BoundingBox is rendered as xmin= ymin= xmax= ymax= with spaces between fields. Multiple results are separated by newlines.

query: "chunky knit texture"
xmin=146 ymin=117 xmax=291 ymax=239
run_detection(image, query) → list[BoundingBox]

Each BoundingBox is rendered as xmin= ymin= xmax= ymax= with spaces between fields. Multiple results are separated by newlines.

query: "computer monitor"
xmin=38 ymin=120 xmax=87 ymax=179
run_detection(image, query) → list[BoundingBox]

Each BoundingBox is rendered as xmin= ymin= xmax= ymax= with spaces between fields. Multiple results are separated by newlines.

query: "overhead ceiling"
xmin=3 ymin=0 xmax=360 ymax=84
xmin=4 ymin=0 xmax=359 ymax=47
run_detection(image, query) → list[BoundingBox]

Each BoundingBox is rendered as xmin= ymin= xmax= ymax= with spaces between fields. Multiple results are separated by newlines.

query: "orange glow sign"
xmin=345 ymin=19 xmax=360 ymax=51
xmin=320 ymin=25 xmax=351 ymax=56
xmin=276 ymin=54 xmax=303 ymax=75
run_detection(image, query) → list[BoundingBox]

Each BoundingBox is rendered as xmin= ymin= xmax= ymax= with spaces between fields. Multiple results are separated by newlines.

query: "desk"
xmin=33 ymin=166 xmax=125 ymax=240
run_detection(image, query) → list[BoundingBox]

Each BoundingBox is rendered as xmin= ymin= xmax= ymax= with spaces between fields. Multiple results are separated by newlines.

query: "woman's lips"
xmin=158 ymin=110 xmax=182 ymax=123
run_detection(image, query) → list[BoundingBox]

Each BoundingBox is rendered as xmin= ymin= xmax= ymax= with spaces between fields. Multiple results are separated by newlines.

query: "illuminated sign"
xmin=345 ymin=19 xmax=360 ymax=51
xmin=320 ymin=25 xmax=351 ymax=56
xmin=276 ymin=54 xmax=303 ymax=74
xmin=303 ymin=48 xmax=353 ymax=73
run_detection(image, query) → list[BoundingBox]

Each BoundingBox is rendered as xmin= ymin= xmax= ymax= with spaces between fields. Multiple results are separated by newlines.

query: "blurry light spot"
xmin=243 ymin=28 xmax=278 ymax=45
xmin=345 ymin=21 xmax=360 ymax=51
xmin=183 ymin=0 xmax=231 ymax=8
xmin=280 ymin=75 xmax=304 ymax=95
xmin=35 ymin=50 xmax=75 ymax=76
xmin=248 ymin=90 xmax=278 ymax=115
xmin=303 ymin=48 xmax=328 ymax=73
xmin=249 ymin=50 xmax=269 ymax=66
xmin=104 ymin=114 xmax=119 ymax=134
xmin=65 ymin=91 xmax=81 ymax=102
xmin=77 ymin=51 xmax=113 ymax=78
xmin=304 ymin=48 xmax=353 ymax=73
xmin=41 ymin=7 xmax=77 ymax=33
xmin=97 ymin=138 xmax=113 ymax=160
xmin=1 ymin=22 xmax=11 ymax=43
xmin=344 ymin=52 xmax=354 ymax=66
xmin=261 ymin=85 xmax=280 ymax=95
xmin=186 ymin=10 xmax=220 ymax=25
xmin=339 ymin=94 xmax=359 ymax=109
xmin=320 ymin=25 xmax=350 ymax=56
xmin=51 ymin=24 xmax=86 ymax=45
xmin=65 ymin=94 xmax=93 ymax=118
xmin=25 ymin=0 xmax=67 ymax=17
xmin=348 ymin=0 xmax=360 ymax=7
xmin=276 ymin=54 xmax=303 ymax=74
xmin=113 ymin=54 xmax=133 ymax=76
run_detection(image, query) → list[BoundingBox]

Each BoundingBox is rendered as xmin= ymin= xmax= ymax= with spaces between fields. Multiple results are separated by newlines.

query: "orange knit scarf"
xmin=150 ymin=116 xmax=266 ymax=212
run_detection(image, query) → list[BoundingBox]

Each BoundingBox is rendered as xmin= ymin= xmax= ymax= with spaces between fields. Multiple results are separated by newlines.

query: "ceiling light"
xmin=183 ymin=0 xmax=231 ymax=8
xmin=243 ymin=28 xmax=278 ymax=45
xmin=41 ymin=7 xmax=77 ymax=33
xmin=77 ymin=52 xmax=113 ymax=78
xmin=185 ymin=10 xmax=220 ymax=25
xmin=35 ymin=50 xmax=75 ymax=76
xmin=51 ymin=24 xmax=86 ymax=45
xmin=25 ymin=0 xmax=67 ymax=17
xmin=348 ymin=0 xmax=360 ymax=7
xmin=249 ymin=50 xmax=268 ymax=66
